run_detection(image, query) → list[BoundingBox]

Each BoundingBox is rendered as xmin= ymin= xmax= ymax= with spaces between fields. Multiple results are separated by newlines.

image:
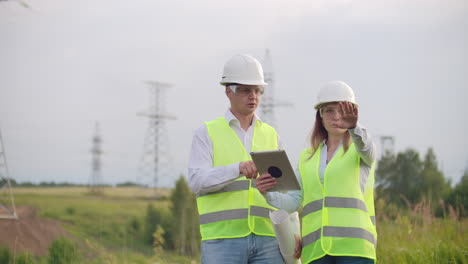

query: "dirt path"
xmin=0 ymin=206 xmax=70 ymax=256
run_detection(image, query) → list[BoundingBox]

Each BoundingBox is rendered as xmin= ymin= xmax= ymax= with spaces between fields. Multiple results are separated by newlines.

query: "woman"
xmin=256 ymin=81 xmax=377 ymax=264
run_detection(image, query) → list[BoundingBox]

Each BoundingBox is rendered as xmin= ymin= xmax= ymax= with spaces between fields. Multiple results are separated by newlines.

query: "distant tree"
xmin=169 ymin=175 xmax=200 ymax=256
xmin=419 ymin=148 xmax=451 ymax=203
xmin=41 ymin=181 xmax=50 ymax=187
xmin=376 ymin=151 xmax=397 ymax=189
xmin=376 ymin=148 xmax=423 ymax=206
xmin=18 ymin=181 xmax=34 ymax=187
xmin=446 ymin=171 xmax=468 ymax=217
xmin=0 ymin=178 xmax=17 ymax=187
xmin=116 ymin=181 xmax=141 ymax=187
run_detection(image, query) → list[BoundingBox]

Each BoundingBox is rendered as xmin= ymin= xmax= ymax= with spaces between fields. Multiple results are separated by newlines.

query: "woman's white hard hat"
xmin=220 ymin=54 xmax=267 ymax=86
xmin=314 ymin=81 xmax=358 ymax=110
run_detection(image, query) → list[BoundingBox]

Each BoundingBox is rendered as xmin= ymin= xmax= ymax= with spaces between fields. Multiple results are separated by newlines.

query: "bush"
xmin=16 ymin=253 xmax=35 ymax=264
xmin=48 ymin=238 xmax=78 ymax=264
xmin=144 ymin=204 xmax=173 ymax=247
xmin=65 ymin=207 xmax=75 ymax=215
xmin=0 ymin=246 xmax=11 ymax=264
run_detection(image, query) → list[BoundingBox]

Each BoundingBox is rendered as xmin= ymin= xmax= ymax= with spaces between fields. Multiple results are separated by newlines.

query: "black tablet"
xmin=250 ymin=149 xmax=301 ymax=192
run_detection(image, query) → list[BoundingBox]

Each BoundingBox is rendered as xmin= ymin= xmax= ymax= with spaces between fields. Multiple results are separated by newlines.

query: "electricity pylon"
xmin=137 ymin=81 xmax=177 ymax=195
xmin=260 ymin=49 xmax=293 ymax=128
xmin=0 ymin=128 xmax=17 ymax=219
xmin=379 ymin=136 xmax=395 ymax=157
xmin=89 ymin=122 xmax=103 ymax=194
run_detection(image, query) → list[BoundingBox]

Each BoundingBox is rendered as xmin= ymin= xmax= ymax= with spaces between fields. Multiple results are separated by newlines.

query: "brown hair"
xmin=309 ymin=110 xmax=351 ymax=159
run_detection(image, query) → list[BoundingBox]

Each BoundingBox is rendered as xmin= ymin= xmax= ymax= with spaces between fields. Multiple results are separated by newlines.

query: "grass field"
xmin=377 ymin=217 xmax=467 ymax=263
xmin=375 ymin=197 xmax=468 ymax=264
xmin=2 ymin=187 xmax=467 ymax=263
xmin=4 ymin=187 xmax=195 ymax=264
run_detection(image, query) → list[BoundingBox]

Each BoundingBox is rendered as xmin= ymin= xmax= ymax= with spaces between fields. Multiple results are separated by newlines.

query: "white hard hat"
xmin=220 ymin=54 xmax=267 ymax=86
xmin=314 ymin=81 xmax=357 ymax=109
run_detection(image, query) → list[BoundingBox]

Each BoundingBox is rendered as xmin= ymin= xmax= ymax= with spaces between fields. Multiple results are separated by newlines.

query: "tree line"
xmin=5 ymin=180 xmax=141 ymax=187
xmin=376 ymin=147 xmax=467 ymax=217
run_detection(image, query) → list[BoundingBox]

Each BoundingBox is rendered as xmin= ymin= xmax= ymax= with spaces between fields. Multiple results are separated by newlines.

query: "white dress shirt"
xmin=188 ymin=110 xmax=282 ymax=195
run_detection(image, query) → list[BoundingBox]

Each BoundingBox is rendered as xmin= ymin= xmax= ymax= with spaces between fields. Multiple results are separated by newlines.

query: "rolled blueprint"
xmin=269 ymin=210 xmax=302 ymax=264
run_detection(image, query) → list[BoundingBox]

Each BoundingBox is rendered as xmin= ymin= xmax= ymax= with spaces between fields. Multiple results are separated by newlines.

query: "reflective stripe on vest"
xmin=303 ymin=199 xmax=323 ymax=216
xmin=325 ymin=197 xmax=368 ymax=212
xmin=197 ymin=117 xmax=278 ymax=240
xmin=197 ymin=180 xmax=251 ymax=198
xmin=303 ymin=197 xmax=368 ymax=217
xmin=303 ymin=227 xmax=377 ymax=248
xmin=200 ymin=208 xmax=248 ymax=224
xmin=199 ymin=205 xmax=271 ymax=225
xmin=303 ymin=228 xmax=321 ymax=246
xmin=324 ymin=227 xmax=376 ymax=246
xmin=250 ymin=206 xmax=270 ymax=218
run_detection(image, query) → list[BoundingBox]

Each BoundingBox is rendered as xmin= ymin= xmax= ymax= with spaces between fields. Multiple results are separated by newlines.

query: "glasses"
xmin=229 ymin=85 xmax=264 ymax=97
xmin=320 ymin=106 xmax=342 ymax=119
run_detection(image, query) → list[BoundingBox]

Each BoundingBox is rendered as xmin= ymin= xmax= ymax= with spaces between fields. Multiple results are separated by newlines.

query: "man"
xmin=188 ymin=54 xmax=284 ymax=264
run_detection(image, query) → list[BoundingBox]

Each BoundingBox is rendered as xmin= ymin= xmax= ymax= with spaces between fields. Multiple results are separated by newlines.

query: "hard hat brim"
xmin=314 ymin=101 xmax=358 ymax=110
xmin=220 ymin=80 xmax=268 ymax=86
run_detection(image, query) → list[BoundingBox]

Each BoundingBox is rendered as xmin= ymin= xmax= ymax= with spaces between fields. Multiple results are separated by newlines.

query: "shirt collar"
xmin=224 ymin=109 xmax=261 ymax=127
xmin=322 ymin=139 xmax=343 ymax=148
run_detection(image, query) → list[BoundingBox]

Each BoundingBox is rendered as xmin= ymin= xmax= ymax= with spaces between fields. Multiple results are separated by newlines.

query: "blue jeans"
xmin=309 ymin=255 xmax=374 ymax=264
xmin=201 ymin=233 xmax=284 ymax=264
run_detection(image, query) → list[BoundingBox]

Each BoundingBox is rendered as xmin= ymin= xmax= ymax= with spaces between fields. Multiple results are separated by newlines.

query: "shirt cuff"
xmin=349 ymin=122 xmax=363 ymax=135
xmin=263 ymin=192 xmax=281 ymax=209
xmin=228 ymin=162 xmax=241 ymax=179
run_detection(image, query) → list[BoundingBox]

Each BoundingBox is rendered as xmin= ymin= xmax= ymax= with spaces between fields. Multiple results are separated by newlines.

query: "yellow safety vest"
xmin=299 ymin=144 xmax=377 ymax=263
xmin=196 ymin=117 xmax=278 ymax=241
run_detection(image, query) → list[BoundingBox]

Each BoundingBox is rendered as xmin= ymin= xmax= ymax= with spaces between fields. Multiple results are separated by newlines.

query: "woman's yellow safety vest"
xmin=299 ymin=144 xmax=377 ymax=263
xmin=196 ymin=117 xmax=279 ymax=240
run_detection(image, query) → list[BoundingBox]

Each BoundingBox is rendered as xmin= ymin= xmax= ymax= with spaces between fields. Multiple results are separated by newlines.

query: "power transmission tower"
xmin=379 ymin=136 xmax=395 ymax=157
xmin=260 ymin=49 xmax=293 ymax=128
xmin=89 ymin=122 xmax=103 ymax=194
xmin=137 ymin=81 xmax=177 ymax=194
xmin=0 ymin=128 xmax=18 ymax=219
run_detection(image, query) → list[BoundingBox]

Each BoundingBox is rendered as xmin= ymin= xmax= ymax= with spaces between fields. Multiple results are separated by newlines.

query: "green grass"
xmin=15 ymin=194 xmax=159 ymax=248
xmin=10 ymin=187 xmax=197 ymax=264
xmin=377 ymin=217 xmax=467 ymax=263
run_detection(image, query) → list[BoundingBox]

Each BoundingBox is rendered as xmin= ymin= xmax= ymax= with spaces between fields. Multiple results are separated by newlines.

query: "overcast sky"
xmin=1 ymin=0 xmax=467 ymax=187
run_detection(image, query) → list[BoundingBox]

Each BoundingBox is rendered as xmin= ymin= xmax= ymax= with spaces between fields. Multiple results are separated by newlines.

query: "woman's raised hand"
xmin=338 ymin=101 xmax=358 ymax=129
